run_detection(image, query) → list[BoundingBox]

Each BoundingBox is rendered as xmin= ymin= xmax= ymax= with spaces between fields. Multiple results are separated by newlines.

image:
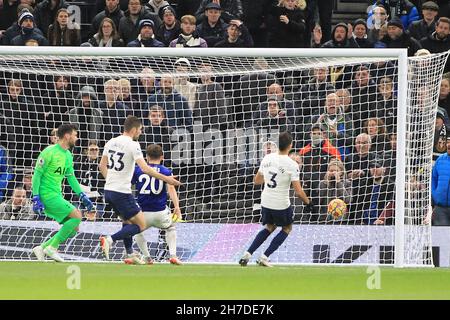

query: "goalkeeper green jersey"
xmin=32 ymin=144 xmax=82 ymax=198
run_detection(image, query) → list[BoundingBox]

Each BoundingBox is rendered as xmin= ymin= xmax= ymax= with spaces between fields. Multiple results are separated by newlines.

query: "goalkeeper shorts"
xmin=41 ymin=195 xmax=76 ymax=224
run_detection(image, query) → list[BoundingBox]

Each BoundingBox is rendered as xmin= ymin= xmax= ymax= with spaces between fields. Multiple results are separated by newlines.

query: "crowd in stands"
xmin=0 ymin=0 xmax=449 ymax=225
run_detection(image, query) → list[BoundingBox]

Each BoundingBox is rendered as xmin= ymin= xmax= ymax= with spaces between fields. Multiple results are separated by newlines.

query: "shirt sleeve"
xmin=65 ymin=153 xmax=83 ymax=196
xmin=32 ymin=148 xmax=52 ymax=196
xmin=131 ymin=142 xmax=144 ymax=161
xmin=258 ymin=156 xmax=266 ymax=173
xmin=290 ymin=162 xmax=300 ymax=182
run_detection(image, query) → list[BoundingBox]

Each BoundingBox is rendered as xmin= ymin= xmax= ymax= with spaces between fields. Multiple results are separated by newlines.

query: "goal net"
xmin=0 ymin=47 xmax=448 ymax=266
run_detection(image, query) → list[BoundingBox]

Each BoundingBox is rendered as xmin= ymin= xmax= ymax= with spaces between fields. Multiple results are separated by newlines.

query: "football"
xmin=327 ymin=198 xmax=347 ymax=219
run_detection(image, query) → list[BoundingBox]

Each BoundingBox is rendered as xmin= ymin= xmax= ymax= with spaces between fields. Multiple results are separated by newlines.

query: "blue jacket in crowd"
xmin=432 ymin=152 xmax=450 ymax=207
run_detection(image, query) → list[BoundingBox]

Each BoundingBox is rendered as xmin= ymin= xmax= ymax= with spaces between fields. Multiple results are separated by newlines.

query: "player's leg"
xmin=239 ymin=207 xmax=276 ymax=266
xmin=134 ymin=232 xmax=153 ymax=264
xmin=257 ymin=207 xmax=294 ymax=267
xmin=165 ymin=225 xmax=182 ymax=265
xmin=33 ymin=197 xmax=80 ymax=262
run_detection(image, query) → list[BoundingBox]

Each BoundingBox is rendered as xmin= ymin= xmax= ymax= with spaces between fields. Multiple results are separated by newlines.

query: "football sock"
xmin=42 ymin=218 xmax=81 ymax=249
xmin=264 ymin=230 xmax=288 ymax=257
xmin=165 ymin=226 xmax=177 ymax=257
xmin=123 ymin=224 xmax=134 ymax=254
xmin=248 ymin=228 xmax=271 ymax=254
xmin=135 ymin=232 xmax=150 ymax=257
xmin=111 ymin=224 xmax=140 ymax=242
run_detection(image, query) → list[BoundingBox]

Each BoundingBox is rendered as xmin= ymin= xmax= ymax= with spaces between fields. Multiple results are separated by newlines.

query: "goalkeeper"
xmin=31 ymin=124 xmax=94 ymax=262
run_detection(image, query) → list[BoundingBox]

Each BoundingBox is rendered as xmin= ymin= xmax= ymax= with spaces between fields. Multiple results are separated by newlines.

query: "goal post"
xmin=0 ymin=47 xmax=448 ymax=267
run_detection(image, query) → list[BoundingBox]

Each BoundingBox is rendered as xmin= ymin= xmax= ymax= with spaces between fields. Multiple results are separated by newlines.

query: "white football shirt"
xmin=103 ymin=135 xmax=144 ymax=194
xmin=259 ymin=153 xmax=300 ymax=210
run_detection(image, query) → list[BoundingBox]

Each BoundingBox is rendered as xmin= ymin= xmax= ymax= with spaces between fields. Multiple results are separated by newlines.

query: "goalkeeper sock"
xmin=111 ymin=224 xmax=140 ymax=242
xmin=135 ymin=232 xmax=150 ymax=258
xmin=263 ymin=230 xmax=288 ymax=257
xmin=248 ymin=228 xmax=271 ymax=255
xmin=42 ymin=218 xmax=81 ymax=249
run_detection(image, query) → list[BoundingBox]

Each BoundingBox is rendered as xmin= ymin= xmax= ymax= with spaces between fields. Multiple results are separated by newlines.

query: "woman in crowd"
xmin=47 ymin=8 xmax=81 ymax=46
xmin=88 ymin=17 xmax=124 ymax=47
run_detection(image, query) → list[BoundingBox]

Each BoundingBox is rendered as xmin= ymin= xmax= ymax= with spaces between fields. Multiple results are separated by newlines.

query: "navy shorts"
xmin=104 ymin=190 xmax=141 ymax=221
xmin=261 ymin=206 xmax=294 ymax=227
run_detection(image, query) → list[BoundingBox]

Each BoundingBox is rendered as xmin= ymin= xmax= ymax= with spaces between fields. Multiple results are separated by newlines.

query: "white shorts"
xmin=143 ymin=207 xmax=173 ymax=229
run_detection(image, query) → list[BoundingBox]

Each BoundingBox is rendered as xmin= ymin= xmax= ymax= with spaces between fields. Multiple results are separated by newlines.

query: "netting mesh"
xmin=0 ymin=49 xmax=448 ymax=265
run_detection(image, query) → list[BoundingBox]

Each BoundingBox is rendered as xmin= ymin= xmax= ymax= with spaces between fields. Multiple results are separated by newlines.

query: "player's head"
xmin=146 ymin=144 xmax=163 ymax=163
xmin=57 ymin=123 xmax=78 ymax=147
xmin=278 ymin=131 xmax=293 ymax=152
xmin=124 ymin=115 xmax=143 ymax=140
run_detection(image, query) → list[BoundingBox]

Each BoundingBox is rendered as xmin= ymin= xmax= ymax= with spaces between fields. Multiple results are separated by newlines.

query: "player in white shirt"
xmin=98 ymin=116 xmax=181 ymax=260
xmin=239 ymin=131 xmax=313 ymax=267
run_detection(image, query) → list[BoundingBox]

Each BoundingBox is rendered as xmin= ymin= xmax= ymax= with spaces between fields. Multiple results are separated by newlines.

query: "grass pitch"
xmin=0 ymin=262 xmax=449 ymax=299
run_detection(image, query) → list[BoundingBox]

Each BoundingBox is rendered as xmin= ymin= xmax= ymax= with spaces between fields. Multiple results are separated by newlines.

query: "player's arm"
xmin=254 ymin=171 xmax=265 ymax=185
xmin=167 ymin=179 xmax=181 ymax=219
xmin=99 ymin=155 xmax=108 ymax=179
xmin=292 ymin=180 xmax=310 ymax=205
xmin=136 ymin=158 xmax=181 ymax=186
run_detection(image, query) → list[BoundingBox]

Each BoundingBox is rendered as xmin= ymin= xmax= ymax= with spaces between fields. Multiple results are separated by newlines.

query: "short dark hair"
xmin=57 ymin=123 xmax=77 ymax=139
xmin=124 ymin=115 xmax=142 ymax=132
xmin=437 ymin=17 xmax=450 ymax=27
xmin=146 ymin=144 xmax=163 ymax=160
xmin=278 ymin=131 xmax=293 ymax=151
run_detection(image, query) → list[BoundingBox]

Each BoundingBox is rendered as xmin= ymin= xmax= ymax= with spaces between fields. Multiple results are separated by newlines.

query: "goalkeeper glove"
xmin=32 ymin=195 xmax=45 ymax=214
xmin=79 ymin=192 xmax=94 ymax=211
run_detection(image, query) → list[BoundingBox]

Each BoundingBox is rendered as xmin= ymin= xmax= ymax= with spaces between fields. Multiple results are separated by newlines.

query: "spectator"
xmin=135 ymin=67 xmax=158 ymax=106
xmin=43 ymin=75 xmax=73 ymax=131
xmin=22 ymin=171 xmax=33 ymax=198
xmin=0 ymin=144 xmax=13 ymax=203
xmin=335 ymin=88 xmax=352 ymax=113
xmin=432 ymin=135 xmax=450 ymax=225
xmin=299 ymin=124 xmax=341 ymax=220
xmin=256 ymin=95 xmax=294 ymax=133
xmin=408 ymin=1 xmax=439 ymax=41
xmin=240 ymin=0 xmax=271 ymax=47
xmin=169 ymin=14 xmax=207 ymax=47
xmin=141 ymin=105 xmax=174 ymax=164
xmin=367 ymin=4 xmax=389 ymax=44
xmin=318 ymin=159 xmax=352 ymax=223
xmin=433 ymin=111 xmax=448 ymax=160
xmin=307 ymin=0 xmax=333 ymax=44
xmin=155 ymin=5 xmax=181 ymax=46
xmin=420 ymin=17 xmax=450 ymax=73
xmin=382 ymin=131 xmax=397 ymax=181
xmin=367 ymin=0 xmax=420 ymax=29
xmin=117 ymin=78 xmax=139 ymax=113
xmin=438 ymin=77 xmax=450 ymax=115
xmin=49 ymin=127 xmax=58 ymax=145
xmin=352 ymin=19 xmax=374 ymax=48
xmin=89 ymin=17 xmax=124 ymax=47
xmin=145 ymin=0 xmax=170 ymax=14
xmin=119 ymin=0 xmax=161 ymax=45
xmin=0 ymin=186 xmax=36 ymax=220
xmin=0 ymin=0 xmax=19 ymax=32
xmin=352 ymin=160 xmax=395 ymax=225
xmin=2 ymin=5 xmax=42 ymax=45
xmin=33 ymin=0 xmax=68 ymax=34
xmin=363 ymin=117 xmax=391 ymax=157
xmin=376 ymin=76 xmax=397 ymax=133
xmin=47 ymin=8 xmax=81 ymax=46
xmin=0 ymin=79 xmax=39 ymax=168
xmin=146 ymin=74 xmax=193 ymax=129
xmin=173 ymin=58 xmax=197 ymax=110
xmin=11 ymin=10 xmax=48 ymax=46
xmin=312 ymin=92 xmax=354 ymax=158
xmin=267 ymin=0 xmax=308 ymax=48
xmin=24 ymin=38 xmax=39 ymax=45
xmin=350 ymin=65 xmax=378 ymax=132
xmin=295 ymin=67 xmax=335 ymax=120
xmin=345 ymin=133 xmax=379 ymax=181
xmin=312 ymin=22 xmax=359 ymax=48
xmin=91 ymin=0 xmax=124 ymax=38
xmin=380 ymin=17 xmax=422 ymax=56
xmin=127 ymin=19 xmax=164 ymax=47
xmin=74 ymin=140 xmax=105 ymax=217
xmin=196 ymin=2 xmax=228 ymax=47
xmin=196 ymin=0 xmax=243 ymax=24
xmin=194 ymin=63 xmax=230 ymax=129
xmin=100 ymin=79 xmax=131 ymax=143
xmin=255 ymin=83 xmax=295 ymax=122
xmin=68 ymin=86 xmax=104 ymax=151
xmin=214 ymin=19 xmax=253 ymax=47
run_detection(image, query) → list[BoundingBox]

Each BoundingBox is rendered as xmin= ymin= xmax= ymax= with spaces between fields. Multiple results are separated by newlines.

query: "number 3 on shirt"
xmin=107 ymin=150 xmax=125 ymax=171
xmin=267 ymin=171 xmax=277 ymax=188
